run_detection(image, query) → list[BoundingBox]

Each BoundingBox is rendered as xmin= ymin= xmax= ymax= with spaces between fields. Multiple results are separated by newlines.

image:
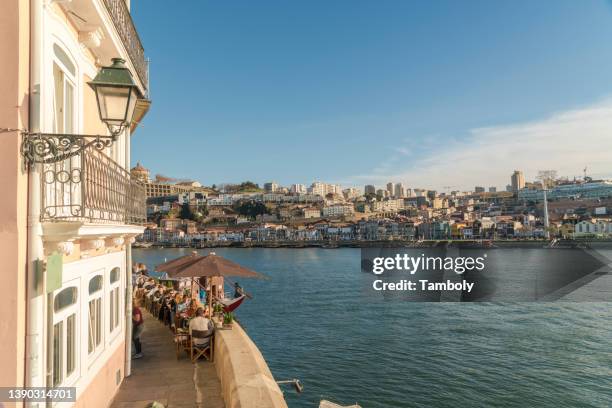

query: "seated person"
xmin=177 ymin=296 xmax=188 ymax=313
xmin=184 ymin=302 xmax=198 ymax=318
xmin=189 ymin=307 xmax=213 ymax=347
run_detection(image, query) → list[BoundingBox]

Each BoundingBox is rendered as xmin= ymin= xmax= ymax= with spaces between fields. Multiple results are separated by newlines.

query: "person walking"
xmin=132 ymin=300 xmax=144 ymax=359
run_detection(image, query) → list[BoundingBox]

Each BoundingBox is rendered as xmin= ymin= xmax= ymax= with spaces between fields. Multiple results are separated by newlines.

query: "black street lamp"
xmin=16 ymin=57 xmax=145 ymax=165
xmin=88 ymin=58 xmax=142 ymax=137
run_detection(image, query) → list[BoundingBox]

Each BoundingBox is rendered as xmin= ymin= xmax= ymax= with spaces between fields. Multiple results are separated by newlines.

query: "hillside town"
xmin=131 ymin=164 xmax=612 ymax=246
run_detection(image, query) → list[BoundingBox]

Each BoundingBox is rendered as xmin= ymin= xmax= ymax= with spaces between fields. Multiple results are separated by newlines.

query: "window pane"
xmin=98 ymin=86 xmax=129 ymax=122
xmin=53 ymin=44 xmax=75 ymax=76
xmin=88 ymin=300 xmax=94 ymax=354
xmin=65 ymin=80 xmax=74 ymax=134
xmin=115 ymin=288 xmax=120 ymax=329
xmin=109 ymin=293 xmax=114 ymax=330
xmin=53 ymin=64 xmax=64 ymax=133
xmin=54 ymin=287 xmax=77 ymax=313
xmin=89 ymin=275 xmax=103 ymax=295
xmin=67 ymin=314 xmax=76 ymax=376
xmin=110 ymin=267 xmax=120 ymax=284
xmin=96 ymin=298 xmax=102 ymax=346
xmin=109 ymin=290 xmax=116 ymax=331
xmin=53 ymin=322 xmax=63 ymax=387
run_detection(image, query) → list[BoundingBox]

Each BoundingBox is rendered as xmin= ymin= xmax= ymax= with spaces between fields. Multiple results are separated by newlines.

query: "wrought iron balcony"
xmin=41 ymin=144 xmax=146 ymax=225
xmin=102 ymin=0 xmax=148 ymax=92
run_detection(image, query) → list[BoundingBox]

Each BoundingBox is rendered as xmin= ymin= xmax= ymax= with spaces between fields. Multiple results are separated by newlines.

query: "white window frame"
xmin=49 ymin=43 xmax=79 ymax=218
xmin=52 ymin=282 xmax=80 ymax=387
xmin=87 ymin=273 xmax=104 ymax=362
xmin=108 ymin=267 xmax=122 ymax=338
xmin=52 ymin=43 xmax=76 ymax=135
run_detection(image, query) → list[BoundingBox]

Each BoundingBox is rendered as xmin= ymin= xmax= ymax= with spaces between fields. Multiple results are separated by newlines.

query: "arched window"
xmin=54 ymin=287 xmax=77 ymax=313
xmin=89 ymin=275 xmax=103 ymax=294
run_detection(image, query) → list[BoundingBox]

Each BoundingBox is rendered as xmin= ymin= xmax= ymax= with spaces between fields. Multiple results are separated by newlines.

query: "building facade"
xmin=1 ymin=0 xmax=149 ymax=406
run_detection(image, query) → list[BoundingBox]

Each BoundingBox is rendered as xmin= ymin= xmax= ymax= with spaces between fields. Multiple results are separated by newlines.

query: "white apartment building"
xmin=372 ymin=199 xmax=404 ymax=213
xmin=322 ymin=204 xmax=354 ymax=218
xmin=302 ymin=207 xmax=321 ymax=218
xmin=290 ymin=183 xmax=307 ymax=194
xmin=207 ymin=194 xmax=236 ymax=206
xmin=386 ymin=182 xmax=394 ymax=196
xmin=343 ymin=187 xmax=361 ymax=200
xmin=309 ymin=181 xmax=342 ymax=197
xmin=394 ymin=183 xmax=406 ymax=198
xmin=264 ymin=181 xmax=279 ymax=192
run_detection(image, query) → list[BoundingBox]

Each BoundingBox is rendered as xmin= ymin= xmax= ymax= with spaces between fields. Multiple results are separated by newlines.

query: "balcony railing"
xmin=103 ymin=0 xmax=148 ymax=93
xmin=41 ymin=145 xmax=146 ymax=225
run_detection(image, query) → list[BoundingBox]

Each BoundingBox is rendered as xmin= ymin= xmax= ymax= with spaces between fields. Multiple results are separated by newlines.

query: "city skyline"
xmin=131 ymin=1 xmax=612 ymax=190
xmin=133 ymin=162 xmax=604 ymax=195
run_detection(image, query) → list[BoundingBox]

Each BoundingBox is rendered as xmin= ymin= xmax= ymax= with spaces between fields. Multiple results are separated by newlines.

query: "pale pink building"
xmin=1 ymin=0 xmax=150 ymax=406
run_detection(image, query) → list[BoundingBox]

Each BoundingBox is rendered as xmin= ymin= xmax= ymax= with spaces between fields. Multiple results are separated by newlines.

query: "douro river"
xmin=134 ymin=247 xmax=612 ymax=408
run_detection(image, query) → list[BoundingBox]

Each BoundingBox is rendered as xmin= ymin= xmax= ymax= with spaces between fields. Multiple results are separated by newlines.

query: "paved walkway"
xmin=111 ymin=311 xmax=225 ymax=408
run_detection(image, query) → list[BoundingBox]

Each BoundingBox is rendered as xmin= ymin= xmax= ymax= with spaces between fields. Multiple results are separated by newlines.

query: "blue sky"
xmin=131 ymin=0 xmax=612 ymax=190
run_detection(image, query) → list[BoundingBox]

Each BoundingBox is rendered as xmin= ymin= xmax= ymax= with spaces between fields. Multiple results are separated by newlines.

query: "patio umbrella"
xmin=156 ymin=252 xmax=265 ymax=315
xmin=168 ymin=253 xmax=266 ymax=280
xmin=155 ymin=251 xmax=202 ymax=272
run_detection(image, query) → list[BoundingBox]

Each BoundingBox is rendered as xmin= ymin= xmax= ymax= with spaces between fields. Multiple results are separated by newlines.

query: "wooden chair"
xmin=175 ymin=328 xmax=190 ymax=359
xmin=190 ymin=328 xmax=214 ymax=363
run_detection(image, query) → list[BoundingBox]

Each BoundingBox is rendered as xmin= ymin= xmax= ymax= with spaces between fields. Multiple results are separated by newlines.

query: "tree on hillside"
xmin=239 ymin=181 xmax=261 ymax=191
xmin=364 ymin=192 xmax=377 ymax=202
xmin=233 ymin=200 xmax=269 ymax=219
xmin=224 ymin=181 xmax=262 ymax=193
xmin=180 ymin=202 xmax=194 ymax=220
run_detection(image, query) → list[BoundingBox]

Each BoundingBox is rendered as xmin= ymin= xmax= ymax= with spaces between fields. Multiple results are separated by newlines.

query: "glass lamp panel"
xmin=96 ymin=85 xmax=130 ymax=124
xmin=126 ymin=88 xmax=139 ymax=125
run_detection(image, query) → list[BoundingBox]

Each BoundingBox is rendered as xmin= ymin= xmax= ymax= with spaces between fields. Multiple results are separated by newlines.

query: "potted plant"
xmin=223 ymin=312 xmax=235 ymax=328
xmin=213 ymin=303 xmax=223 ymax=318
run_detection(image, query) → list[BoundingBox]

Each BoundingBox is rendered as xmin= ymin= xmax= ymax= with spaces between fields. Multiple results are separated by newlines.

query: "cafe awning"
xmin=154 ymin=251 xmax=200 ymax=272
xmin=156 ymin=252 xmax=266 ymax=280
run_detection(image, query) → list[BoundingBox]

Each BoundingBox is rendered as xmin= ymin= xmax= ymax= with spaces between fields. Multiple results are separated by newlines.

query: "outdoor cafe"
xmin=134 ymin=251 xmax=264 ymax=362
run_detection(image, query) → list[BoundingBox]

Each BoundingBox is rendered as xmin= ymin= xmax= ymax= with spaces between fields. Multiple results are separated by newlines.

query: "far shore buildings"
xmin=131 ymin=162 xmax=213 ymax=198
xmin=2 ymin=0 xmax=150 ymax=406
xmin=139 ymin=173 xmax=612 ymax=245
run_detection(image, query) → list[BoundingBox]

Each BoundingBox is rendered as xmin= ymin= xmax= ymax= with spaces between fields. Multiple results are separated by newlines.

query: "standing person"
xmin=132 ymin=300 xmax=144 ymax=359
xmin=233 ymin=281 xmax=244 ymax=298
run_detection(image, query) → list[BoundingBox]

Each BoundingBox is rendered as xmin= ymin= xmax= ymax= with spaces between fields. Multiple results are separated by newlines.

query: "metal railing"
xmin=41 ymin=145 xmax=146 ymax=225
xmin=102 ymin=0 xmax=149 ymax=93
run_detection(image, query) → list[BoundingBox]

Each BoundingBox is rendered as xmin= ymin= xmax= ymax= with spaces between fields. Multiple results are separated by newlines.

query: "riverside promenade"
xmin=111 ymin=311 xmax=225 ymax=408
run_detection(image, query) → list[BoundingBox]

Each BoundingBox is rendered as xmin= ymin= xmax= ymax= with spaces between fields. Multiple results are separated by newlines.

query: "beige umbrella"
xmin=156 ymin=252 xmax=265 ymax=315
xmin=169 ymin=253 xmax=266 ymax=280
xmin=154 ymin=251 xmax=202 ymax=272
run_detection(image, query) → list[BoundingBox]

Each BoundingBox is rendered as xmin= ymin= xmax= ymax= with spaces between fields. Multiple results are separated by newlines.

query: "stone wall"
xmin=214 ymin=322 xmax=288 ymax=408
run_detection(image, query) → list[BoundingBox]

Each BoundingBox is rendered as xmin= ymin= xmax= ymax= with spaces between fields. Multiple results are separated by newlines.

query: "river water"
xmin=134 ymin=248 xmax=612 ymax=408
